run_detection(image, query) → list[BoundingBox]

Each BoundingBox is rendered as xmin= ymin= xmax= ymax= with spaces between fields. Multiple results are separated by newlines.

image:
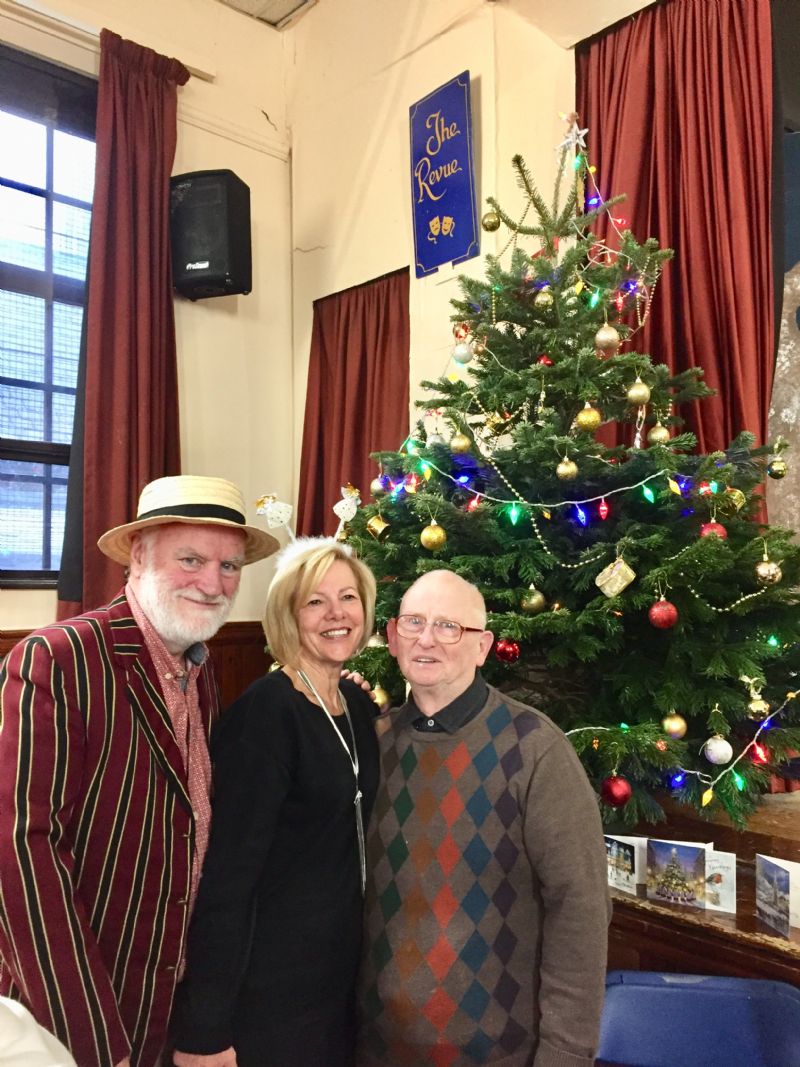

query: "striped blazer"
xmin=0 ymin=592 xmax=219 ymax=1067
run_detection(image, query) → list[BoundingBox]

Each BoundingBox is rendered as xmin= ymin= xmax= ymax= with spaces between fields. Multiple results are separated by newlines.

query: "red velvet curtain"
xmin=57 ymin=30 xmax=187 ymax=617
xmin=575 ymin=0 xmax=775 ymax=455
xmin=297 ymin=269 xmax=410 ymax=536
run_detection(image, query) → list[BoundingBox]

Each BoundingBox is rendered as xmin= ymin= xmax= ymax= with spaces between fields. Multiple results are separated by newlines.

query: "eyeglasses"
xmin=395 ymin=614 xmax=484 ymax=644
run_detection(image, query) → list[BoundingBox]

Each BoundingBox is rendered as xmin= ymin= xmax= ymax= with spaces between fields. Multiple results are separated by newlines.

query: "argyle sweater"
xmin=357 ymin=686 xmax=609 ymax=1067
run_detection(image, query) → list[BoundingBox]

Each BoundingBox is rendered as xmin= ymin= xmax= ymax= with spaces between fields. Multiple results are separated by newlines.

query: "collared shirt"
xmin=411 ymin=671 xmax=489 ymax=733
xmin=126 ymin=584 xmax=212 ymax=970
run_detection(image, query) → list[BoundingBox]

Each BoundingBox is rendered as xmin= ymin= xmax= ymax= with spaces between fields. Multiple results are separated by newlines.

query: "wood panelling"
xmin=206 ymin=620 xmax=270 ymax=708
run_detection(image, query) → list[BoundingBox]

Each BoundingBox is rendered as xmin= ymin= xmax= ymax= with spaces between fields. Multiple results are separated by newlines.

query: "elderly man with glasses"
xmin=357 ymin=569 xmax=610 ymax=1067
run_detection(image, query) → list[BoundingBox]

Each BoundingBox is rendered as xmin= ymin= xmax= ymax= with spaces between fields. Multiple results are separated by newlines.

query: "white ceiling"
xmin=215 ymin=0 xmax=317 ymax=30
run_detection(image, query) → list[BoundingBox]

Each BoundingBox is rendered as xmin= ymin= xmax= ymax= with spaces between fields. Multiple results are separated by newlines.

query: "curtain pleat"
xmin=575 ymin=0 xmax=775 ymax=455
xmin=57 ymin=30 xmax=188 ymax=616
xmin=297 ymin=269 xmax=410 ymax=536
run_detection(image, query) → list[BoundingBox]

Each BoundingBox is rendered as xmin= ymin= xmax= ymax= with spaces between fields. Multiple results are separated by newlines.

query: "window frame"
xmin=0 ymin=44 xmax=96 ymax=589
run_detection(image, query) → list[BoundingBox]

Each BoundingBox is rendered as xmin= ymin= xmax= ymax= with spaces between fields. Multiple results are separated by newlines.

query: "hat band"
xmin=137 ymin=503 xmax=246 ymax=525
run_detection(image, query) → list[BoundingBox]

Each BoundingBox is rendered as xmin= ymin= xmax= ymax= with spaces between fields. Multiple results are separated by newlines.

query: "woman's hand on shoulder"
xmin=341 ymin=668 xmax=372 ymax=693
xmin=173 ymin=1048 xmax=238 ymax=1067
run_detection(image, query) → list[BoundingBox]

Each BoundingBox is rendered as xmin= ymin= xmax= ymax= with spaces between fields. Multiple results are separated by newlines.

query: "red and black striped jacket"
xmin=0 ymin=591 xmax=219 ymax=1067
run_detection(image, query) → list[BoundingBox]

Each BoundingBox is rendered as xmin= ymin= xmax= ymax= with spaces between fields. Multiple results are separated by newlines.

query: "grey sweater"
xmin=357 ymin=686 xmax=610 ymax=1067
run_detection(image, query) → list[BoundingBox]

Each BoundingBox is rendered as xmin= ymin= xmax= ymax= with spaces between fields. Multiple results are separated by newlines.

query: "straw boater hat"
xmin=97 ymin=475 xmax=279 ymax=565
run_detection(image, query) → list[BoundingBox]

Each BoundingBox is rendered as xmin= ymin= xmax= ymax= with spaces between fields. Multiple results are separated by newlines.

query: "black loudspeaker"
xmin=169 ymin=169 xmax=252 ymax=300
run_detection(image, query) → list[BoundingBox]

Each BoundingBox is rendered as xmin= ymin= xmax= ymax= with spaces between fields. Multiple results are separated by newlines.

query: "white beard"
xmin=135 ymin=566 xmax=235 ymax=651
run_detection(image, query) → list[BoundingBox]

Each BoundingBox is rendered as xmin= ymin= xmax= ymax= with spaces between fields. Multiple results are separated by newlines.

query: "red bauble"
xmin=495 ymin=638 xmax=521 ymax=664
xmin=648 ymin=598 xmax=679 ymax=629
xmin=601 ymin=774 xmax=633 ymax=808
xmin=536 ymin=354 xmax=553 ymax=366
xmin=699 ymin=521 xmax=728 ymax=540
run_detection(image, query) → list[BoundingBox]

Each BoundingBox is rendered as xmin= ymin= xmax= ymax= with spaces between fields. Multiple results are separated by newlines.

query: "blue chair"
xmin=598 ymin=970 xmax=800 ymax=1067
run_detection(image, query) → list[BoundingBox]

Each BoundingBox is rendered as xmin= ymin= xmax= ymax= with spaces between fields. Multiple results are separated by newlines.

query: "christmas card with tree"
xmin=646 ymin=839 xmax=736 ymax=913
xmin=604 ymin=834 xmax=647 ymax=896
xmin=755 ymin=854 xmax=800 ymax=937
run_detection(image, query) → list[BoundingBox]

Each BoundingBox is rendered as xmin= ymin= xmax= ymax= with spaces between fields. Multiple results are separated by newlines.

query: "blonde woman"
xmin=173 ymin=539 xmax=379 ymax=1067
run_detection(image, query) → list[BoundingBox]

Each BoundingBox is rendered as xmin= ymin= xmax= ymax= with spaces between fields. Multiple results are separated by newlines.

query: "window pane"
xmin=53 ymin=302 xmax=82 ymax=387
xmin=0 ymin=383 xmax=43 ymax=440
xmin=0 ymin=186 xmax=45 ymax=270
xmin=0 ymin=109 xmax=45 ymax=187
xmin=52 ymin=390 xmax=75 ymax=443
xmin=0 ymin=458 xmax=68 ymax=570
xmin=54 ymin=129 xmax=95 ymax=203
xmin=0 ymin=289 xmax=45 ymax=381
xmin=53 ymin=201 xmax=90 ymax=278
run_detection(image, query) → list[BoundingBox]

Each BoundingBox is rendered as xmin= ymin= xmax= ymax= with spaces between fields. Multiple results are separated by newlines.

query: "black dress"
xmin=172 ymin=671 xmax=379 ymax=1067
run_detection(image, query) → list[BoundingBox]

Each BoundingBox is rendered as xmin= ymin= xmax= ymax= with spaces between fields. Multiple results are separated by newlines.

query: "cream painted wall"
xmin=0 ymin=0 xmax=294 ymax=628
xmin=286 ymin=0 xmax=576 ymax=481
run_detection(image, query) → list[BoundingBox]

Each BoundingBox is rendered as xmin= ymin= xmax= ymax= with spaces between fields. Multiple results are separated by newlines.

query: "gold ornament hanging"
xmin=725 ymin=487 xmax=747 ymax=511
xmin=366 ymin=514 xmax=390 ymax=542
xmin=647 ymin=422 xmax=670 ymax=446
xmin=556 ymin=457 xmax=578 ymax=480
xmin=520 ymin=586 xmax=547 ymax=614
xmin=626 ymin=377 xmax=651 ymax=406
xmin=575 ymin=402 xmax=602 ymax=433
xmin=747 ymin=697 xmax=771 ymax=721
xmin=594 ymin=323 xmax=621 ymax=354
xmin=420 ymin=519 xmax=447 ymax=550
xmin=335 ymin=523 xmax=350 ymax=543
xmin=534 ymin=287 xmax=554 ymax=310
xmin=661 ymin=712 xmax=688 ymax=739
xmin=372 ymin=684 xmax=391 ymax=710
xmin=755 ymin=558 xmax=782 ymax=585
xmin=366 ymin=633 xmax=387 ymax=648
xmin=481 ymin=210 xmax=500 ymax=232
xmin=370 ymin=476 xmax=387 ymax=498
xmin=450 ymin=431 xmax=472 ymax=454
xmin=767 ymin=458 xmax=788 ymax=480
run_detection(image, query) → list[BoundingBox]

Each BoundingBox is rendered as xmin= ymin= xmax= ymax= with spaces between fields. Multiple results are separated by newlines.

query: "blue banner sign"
xmin=409 ymin=71 xmax=479 ymax=278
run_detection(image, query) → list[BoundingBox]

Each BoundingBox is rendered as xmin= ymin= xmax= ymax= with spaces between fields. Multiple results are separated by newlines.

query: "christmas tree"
xmin=344 ymin=115 xmax=800 ymax=828
xmin=654 ymin=848 xmax=697 ymax=905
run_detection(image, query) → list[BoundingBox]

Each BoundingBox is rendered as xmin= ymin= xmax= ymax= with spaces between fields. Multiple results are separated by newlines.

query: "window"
xmin=0 ymin=45 xmax=96 ymax=587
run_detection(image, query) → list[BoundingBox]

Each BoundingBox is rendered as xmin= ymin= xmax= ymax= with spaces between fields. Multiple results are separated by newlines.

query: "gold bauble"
xmin=534 ymin=288 xmax=554 ymax=310
xmin=335 ymin=523 xmax=350 ymax=543
xmin=626 ymin=377 xmax=651 ymax=406
xmin=370 ymin=476 xmax=387 ymax=498
xmin=420 ymin=519 xmax=447 ymax=551
xmin=647 ymin=422 xmax=671 ymax=446
xmin=725 ymin=487 xmax=747 ymax=511
xmin=366 ymin=514 xmax=390 ymax=542
xmin=556 ymin=457 xmax=578 ymax=481
xmin=767 ymin=458 xmax=788 ymax=480
xmin=594 ymin=324 xmax=621 ymax=354
xmin=520 ymin=586 xmax=547 ymax=614
xmin=372 ymin=684 xmax=391 ymax=710
xmin=755 ymin=559 xmax=783 ymax=585
xmin=747 ymin=697 xmax=771 ymax=721
xmin=575 ymin=403 xmax=602 ymax=433
xmin=661 ymin=712 xmax=688 ymax=739
xmin=481 ymin=210 xmax=501 ymax=232
xmin=450 ymin=431 xmax=472 ymax=454
xmin=366 ymin=633 xmax=387 ymax=648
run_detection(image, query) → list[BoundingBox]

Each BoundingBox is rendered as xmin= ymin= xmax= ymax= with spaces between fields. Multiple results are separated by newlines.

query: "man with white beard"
xmin=0 ymin=476 xmax=278 ymax=1067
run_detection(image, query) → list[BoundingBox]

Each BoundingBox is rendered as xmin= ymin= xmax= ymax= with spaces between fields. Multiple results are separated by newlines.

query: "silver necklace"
xmin=297 ymin=669 xmax=366 ymax=895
